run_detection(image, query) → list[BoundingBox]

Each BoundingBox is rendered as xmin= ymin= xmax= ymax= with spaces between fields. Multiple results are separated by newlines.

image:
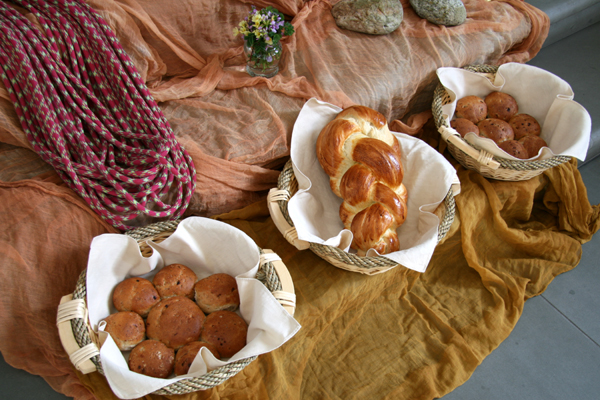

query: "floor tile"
xmin=440 ymin=295 xmax=600 ymax=400
xmin=0 ymin=353 xmax=68 ymax=400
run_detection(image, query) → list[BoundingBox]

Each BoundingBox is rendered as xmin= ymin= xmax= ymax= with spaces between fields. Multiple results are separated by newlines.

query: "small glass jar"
xmin=243 ymin=39 xmax=282 ymax=78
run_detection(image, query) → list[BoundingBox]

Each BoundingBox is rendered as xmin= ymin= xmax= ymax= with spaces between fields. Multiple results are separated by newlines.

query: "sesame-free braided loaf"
xmin=316 ymin=105 xmax=408 ymax=256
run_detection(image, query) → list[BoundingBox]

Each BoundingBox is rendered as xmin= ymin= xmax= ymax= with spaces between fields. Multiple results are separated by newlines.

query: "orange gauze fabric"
xmin=0 ymin=179 xmax=118 ymax=400
xmin=0 ymin=0 xmax=549 ymax=217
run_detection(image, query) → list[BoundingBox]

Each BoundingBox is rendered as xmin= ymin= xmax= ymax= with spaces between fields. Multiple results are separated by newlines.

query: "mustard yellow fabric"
xmin=64 ymin=159 xmax=600 ymax=400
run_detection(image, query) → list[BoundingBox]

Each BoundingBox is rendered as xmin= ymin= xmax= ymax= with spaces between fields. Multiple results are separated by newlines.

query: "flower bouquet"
xmin=233 ymin=6 xmax=295 ymax=78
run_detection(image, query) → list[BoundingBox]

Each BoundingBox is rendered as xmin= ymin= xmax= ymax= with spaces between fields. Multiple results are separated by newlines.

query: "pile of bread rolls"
xmin=102 ymin=264 xmax=247 ymax=378
xmin=450 ymin=92 xmax=548 ymax=159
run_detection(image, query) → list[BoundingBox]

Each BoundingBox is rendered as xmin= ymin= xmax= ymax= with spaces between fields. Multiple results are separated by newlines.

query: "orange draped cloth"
xmin=4 ymin=2 xmax=595 ymax=400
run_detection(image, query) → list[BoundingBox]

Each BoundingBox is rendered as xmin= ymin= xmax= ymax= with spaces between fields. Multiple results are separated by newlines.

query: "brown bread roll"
xmin=499 ymin=140 xmax=529 ymax=159
xmin=102 ymin=311 xmax=145 ymax=351
xmin=478 ymin=118 xmax=514 ymax=144
xmin=194 ymin=273 xmax=240 ymax=314
xmin=451 ymin=118 xmax=480 ymax=138
xmin=174 ymin=341 xmax=222 ymax=376
xmin=153 ymin=263 xmax=197 ymax=299
xmin=128 ymin=339 xmax=175 ymax=378
xmin=200 ymin=310 xmax=248 ymax=359
xmin=519 ymin=135 xmax=548 ymax=158
xmin=146 ymin=296 xmax=206 ymax=350
xmin=509 ymin=114 xmax=541 ymax=140
xmin=316 ymin=105 xmax=408 ymax=256
xmin=485 ymin=91 xmax=518 ymax=121
xmin=112 ymin=277 xmax=160 ymax=318
xmin=455 ymin=95 xmax=487 ymax=124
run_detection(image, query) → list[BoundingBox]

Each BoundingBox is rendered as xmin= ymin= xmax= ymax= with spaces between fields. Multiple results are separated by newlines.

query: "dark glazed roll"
xmin=112 ymin=277 xmax=160 ymax=318
xmin=128 ymin=340 xmax=175 ymax=379
xmin=451 ymin=117 xmax=480 ymax=138
xmin=194 ymin=273 xmax=240 ymax=314
xmin=485 ymin=91 xmax=518 ymax=121
xmin=146 ymin=296 xmax=206 ymax=350
xmin=200 ymin=310 xmax=248 ymax=359
xmin=174 ymin=341 xmax=222 ymax=376
xmin=478 ymin=118 xmax=515 ymax=144
xmin=153 ymin=263 xmax=198 ymax=299
xmin=509 ymin=114 xmax=541 ymax=140
xmin=455 ymin=95 xmax=487 ymax=124
xmin=102 ymin=311 xmax=145 ymax=351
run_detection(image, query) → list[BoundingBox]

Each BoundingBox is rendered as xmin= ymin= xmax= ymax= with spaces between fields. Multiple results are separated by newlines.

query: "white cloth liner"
xmin=287 ymin=98 xmax=459 ymax=273
xmin=437 ymin=63 xmax=591 ymax=161
xmin=86 ymin=217 xmax=301 ymax=399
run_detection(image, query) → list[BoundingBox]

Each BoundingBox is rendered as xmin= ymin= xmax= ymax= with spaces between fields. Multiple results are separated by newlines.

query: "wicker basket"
xmin=267 ymin=160 xmax=457 ymax=275
xmin=432 ymin=64 xmax=571 ymax=181
xmin=56 ymin=219 xmax=296 ymax=396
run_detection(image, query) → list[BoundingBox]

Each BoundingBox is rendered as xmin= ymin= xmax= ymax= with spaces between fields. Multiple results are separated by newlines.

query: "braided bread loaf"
xmin=316 ymin=105 xmax=408 ymax=256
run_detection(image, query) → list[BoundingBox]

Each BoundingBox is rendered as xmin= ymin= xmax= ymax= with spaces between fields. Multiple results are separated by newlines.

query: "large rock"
xmin=332 ymin=0 xmax=403 ymax=35
xmin=410 ymin=0 xmax=467 ymax=26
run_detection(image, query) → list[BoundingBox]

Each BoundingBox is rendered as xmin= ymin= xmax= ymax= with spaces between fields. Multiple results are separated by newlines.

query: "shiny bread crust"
xmin=316 ymin=105 xmax=408 ymax=256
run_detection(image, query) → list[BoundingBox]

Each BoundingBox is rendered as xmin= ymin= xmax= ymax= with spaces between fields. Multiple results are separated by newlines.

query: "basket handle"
xmin=438 ymin=125 xmax=501 ymax=170
xmin=267 ymin=188 xmax=310 ymax=250
xmin=56 ymin=294 xmax=99 ymax=374
xmin=260 ymin=250 xmax=296 ymax=316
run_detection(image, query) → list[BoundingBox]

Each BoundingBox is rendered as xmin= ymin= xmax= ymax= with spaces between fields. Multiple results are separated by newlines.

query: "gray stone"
xmin=409 ymin=0 xmax=467 ymax=26
xmin=332 ymin=0 xmax=403 ymax=35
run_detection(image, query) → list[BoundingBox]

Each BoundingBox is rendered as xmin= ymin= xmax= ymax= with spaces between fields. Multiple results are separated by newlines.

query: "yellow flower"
xmin=252 ymin=13 xmax=263 ymax=26
xmin=232 ymin=27 xmax=239 ymax=36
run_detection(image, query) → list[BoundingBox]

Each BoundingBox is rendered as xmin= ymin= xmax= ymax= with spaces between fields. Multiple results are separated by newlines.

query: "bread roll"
xmin=499 ymin=140 xmax=528 ymax=159
xmin=174 ymin=341 xmax=221 ymax=376
xmin=477 ymin=118 xmax=514 ymax=144
xmin=519 ymin=135 xmax=548 ymax=158
xmin=509 ymin=114 xmax=541 ymax=140
xmin=200 ymin=310 xmax=248 ymax=359
xmin=128 ymin=339 xmax=175 ymax=379
xmin=455 ymin=95 xmax=487 ymax=124
xmin=485 ymin=91 xmax=518 ymax=121
xmin=316 ymin=105 xmax=408 ymax=256
xmin=194 ymin=273 xmax=240 ymax=314
xmin=146 ymin=296 xmax=206 ymax=350
xmin=153 ymin=263 xmax=197 ymax=299
xmin=102 ymin=311 xmax=145 ymax=351
xmin=112 ymin=277 xmax=160 ymax=318
xmin=451 ymin=118 xmax=479 ymax=138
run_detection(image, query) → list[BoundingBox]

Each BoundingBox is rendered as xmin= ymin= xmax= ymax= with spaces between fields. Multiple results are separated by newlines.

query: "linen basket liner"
xmin=432 ymin=64 xmax=571 ymax=181
xmin=69 ymin=219 xmax=286 ymax=395
xmin=275 ymin=160 xmax=456 ymax=274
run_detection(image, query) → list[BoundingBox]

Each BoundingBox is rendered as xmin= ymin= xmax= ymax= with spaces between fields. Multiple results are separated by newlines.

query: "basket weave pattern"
xmin=432 ymin=64 xmax=571 ymax=181
xmin=69 ymin=219 xmax=284 ymax=395
xmin=277 ymin=160 xmax=456 ymax=274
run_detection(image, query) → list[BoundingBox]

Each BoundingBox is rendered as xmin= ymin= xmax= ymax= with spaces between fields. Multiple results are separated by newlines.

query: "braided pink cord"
xmin=0 ymin=0 xmax=196 ymax=230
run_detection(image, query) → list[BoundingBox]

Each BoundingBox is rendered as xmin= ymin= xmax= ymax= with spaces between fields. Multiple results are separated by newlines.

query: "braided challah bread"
xmin=316 ymin=105 xmax=408 ymax=256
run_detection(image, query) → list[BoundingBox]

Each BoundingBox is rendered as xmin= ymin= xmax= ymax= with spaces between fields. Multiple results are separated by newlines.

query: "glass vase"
xmin=243 ymin=39 xmax=282 ymax=78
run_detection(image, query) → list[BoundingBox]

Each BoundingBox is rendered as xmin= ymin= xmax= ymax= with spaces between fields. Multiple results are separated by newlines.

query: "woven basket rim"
xmin=69 ymin=218 xmax=285 ymax=395
xmin=432 ymin=64 xmax=571 ymax=179
xmin=276 ymin=160 xmax=456 ymax=274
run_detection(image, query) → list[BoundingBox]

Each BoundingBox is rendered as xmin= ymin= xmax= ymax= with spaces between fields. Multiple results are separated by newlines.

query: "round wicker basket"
xmin=59 ymin=219 xmax=295 ymax=396
xmin=432 ymin=64 xmax=571 ymax=181
xmin=268 ymin=160 xmax=457 ymax=275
